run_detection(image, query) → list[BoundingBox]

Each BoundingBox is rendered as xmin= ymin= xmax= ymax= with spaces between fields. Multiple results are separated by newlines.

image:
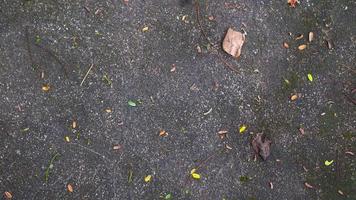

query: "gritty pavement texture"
xmin=0 ymin=0 xmax=355 ymax=199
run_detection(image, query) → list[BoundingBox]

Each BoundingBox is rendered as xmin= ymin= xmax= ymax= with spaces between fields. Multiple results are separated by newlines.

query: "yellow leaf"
xmin=65 ymin=136 xmax=70 ymax=142
xmin=191 ymin=173 xmax=201 ymax=180
xmin=239 ymin=125 xmax=247 ymax=134
xmin=324 ymin=160 xmax=334 ymax=166
xmin=144 ymin=175 xmax=152 ymax=183
xmin=142 ymin=26 xmax=149 ymax=32
xmin=307 ymin=73 xmax=313 ymax=82
xmin=42 ymin=84 xmax=50 ymax=92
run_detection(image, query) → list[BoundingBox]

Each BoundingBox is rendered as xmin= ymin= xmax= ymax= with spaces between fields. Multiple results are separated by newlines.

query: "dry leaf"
xmin=222 ymin=28 xmax=245 ymax=58
xmin=291 ymin=94 xmax=298 ymax=101
xmin=269 ymin=181 xmax=274 ymax=189
xmin=251 ymin=133 xmax=272 ymax=160
xmin=170 ymin=64 xmax=176 ymax=72
xmin=288 ymin=0 xmax=298 ymax=8
xmin=225 ymin=144 xmax=233 ymax=150
xmin=42 ymin=84 xmax=50 ymax=92
xmin=67 ymin=184 xmax=74 ymax=193
xmin=123 ymin=0 xmax=129 ymax=5
xmin=196 ymin=45 xmax=202 ymax=53
xmin=4 ymin=191 xmax=12 ymax=199
xmin=304 ymin=182 xmax=314 ymax=189
xmin=308 ymin=32 xmax=314 ymax=42
xmin=113 ymin=144 xmax=122 ymax=150
xmin=144 ymin=175 xmax=152 ymax=183
xmin=326 ymin=39 xmax=334 ymax=49
xmin=208 ymin=16 xmax=214 ymax=21
xmin=302 ymin=165 xmax=308 ymax=172
xmin=218 ymin=130 xmax=228 ymax=139
xmin=299 ymin=127 xmax=305 ymax=135
xmin=105 ymin=108 xmax=112 ymax=113
xmin=295 ymin=34 xmax=304 ymax=40
xmin=298 ymin=44 xmax=307 ymax=51
xmin=283 ymin=42 xmax=289 ymax=48
xmin=159 ymin=130 xmax=168 ymax=137
xmin=345 ymin=151 xmax=354 ymax=156
xmin=338 ymin=190 xmax=344 ymax=196
xmin=72 ymin=121 xmax=77 ymax=129
xmin=212 ymin=81 xmax=219 ymax=91
xmin=142 ymin=26 xmax=149 ymax=32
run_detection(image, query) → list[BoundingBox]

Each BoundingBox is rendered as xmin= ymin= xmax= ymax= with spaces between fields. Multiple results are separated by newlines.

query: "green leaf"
xmin=307 ymin=73 xmax=313 ymax=82
xmin=165 ymin=193 xmax=172 ymax=200
xmin=128 ymin=100 xmax=137 ymax=107
xmin=324 ymin=160 xmax=334 ymax=166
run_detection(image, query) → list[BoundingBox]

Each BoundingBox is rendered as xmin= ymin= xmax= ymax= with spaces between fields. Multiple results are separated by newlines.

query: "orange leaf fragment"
xmin=67 ymin=184 xmax=74 ymax=193
xmin=159 ymin=130 xmax=168 ymax=137
xmin=288 ymin=0 xmax=298 ymax=8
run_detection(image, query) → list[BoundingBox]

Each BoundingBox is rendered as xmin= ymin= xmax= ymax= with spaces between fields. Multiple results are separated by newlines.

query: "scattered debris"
xmin=298 ymin=44 xmax=307 ymax=51
xmin=222 ymin=28 xmax=245 ymax=58
xmin=128 ymin=100 xmax=137 ymax=107
xmin=170 ymin=64 xmax=176 ymax=72
xmin=113 ymin=144 xmax=122 ymax=150
xmin=283 ymin=42 xmax=289 ymax=48
xmin=203 ymin=108 xmax=213 ymax=115
xmin=269 ymin=181 xmax=274 ymax=189
xmin=142 ymin=26 xmax=149 ymax=32
xmin=80 ymin=64 xmax=94 ymax=86
xmin=239 ymin=175 xmax=250 ymax=182
xmin=4 ymin=191 xmax=12 ymax=199
xmin=291 ymin=94 xmax=298 ymax=101
xmin=191 ymin=172 xmax=201 ymax=180
xmin=218 ymin=130 xmax=228 ymax=139
xmin=299 ymin=127 xmax=305 ymax=135
xmin=196 ymin=45 xmax=202 ymax=53
xmin=102 ymin=73 xmax=113 ymax=87
xmin=225 ymin=144 xmax=233 ymax=150
xmin=67 ymin=184 xmax=74 ymax=193
xmin=159 ymin=130 xmax=168 ymax=137
xmin=324 ymin=160 xmax=334 ymax=166
xmin=239 ymin=124 xmax=247 ymax=134
xmin=72 ymin=121 xmax=77 ymax=129
xmin=295 ymin=34 xmax=304 ymax=40
xmin=308 ymin=32 xmax=314 ymax=42
xmin=44 ymin=153 xmax=60 ymax=182
xmin=288 ymin=0 xmax=298 ymax=8
xmin=304 ymin=182 xmax=314 ymax=189
xmin=42 ymin=84 xmax=50 ymax=92
xmin=144 ymin=175 xmax=152 ymax=183
xmin=251 ymin=133 xmax=272 ymax=160
xmin=164 ymin=193 xmax=172 ymax=200
xmin=345 ymin=151 xmax=354 ymax=156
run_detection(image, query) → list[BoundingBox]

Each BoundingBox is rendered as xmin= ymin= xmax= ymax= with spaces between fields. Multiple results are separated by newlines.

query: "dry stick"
xmin=195 ymin=148 xmax=225 ymax=170
xmin=194 ymin=0 xmax=240 ymax=73
xmin=80 ymin=63 xmax=94 ymax=86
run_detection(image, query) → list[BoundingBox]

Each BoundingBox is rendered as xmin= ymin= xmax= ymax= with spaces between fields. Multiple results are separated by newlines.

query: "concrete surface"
xmin=0 ymin=0 xmax=355 ymax=199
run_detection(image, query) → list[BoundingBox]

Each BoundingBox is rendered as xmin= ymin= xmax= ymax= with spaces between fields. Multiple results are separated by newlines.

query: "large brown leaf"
xmin=251 ymin=133 xmax=272 ymax=160
xmin=222 ymin=28 xmax=245 ymax=58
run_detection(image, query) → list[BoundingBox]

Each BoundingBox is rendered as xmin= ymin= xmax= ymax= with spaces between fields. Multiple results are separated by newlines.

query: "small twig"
xmin=80 ymin=63 xmax=94 ymax=86
xmin=195 ymin=148 xmax=225 ymax=170
xmin=44 ymin=153 xmax=60 ymax=182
